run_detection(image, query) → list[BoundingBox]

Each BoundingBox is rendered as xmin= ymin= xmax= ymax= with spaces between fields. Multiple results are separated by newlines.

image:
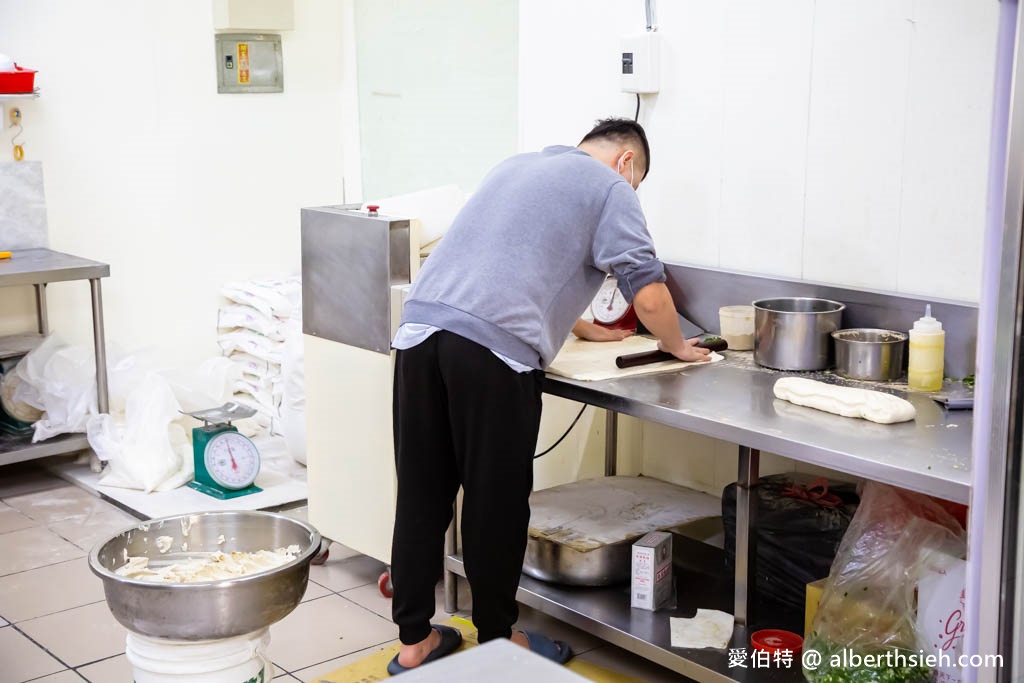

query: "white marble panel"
xmin=0 ymin=161 xmax=47 ymax=249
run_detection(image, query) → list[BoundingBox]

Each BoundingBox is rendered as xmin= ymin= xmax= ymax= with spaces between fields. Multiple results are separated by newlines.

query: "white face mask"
xmin=618 ymin=156 xmax=635 ymax=189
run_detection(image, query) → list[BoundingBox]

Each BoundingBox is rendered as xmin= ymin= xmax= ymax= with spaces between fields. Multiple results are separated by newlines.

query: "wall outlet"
xmin=621 ymin=31 xmax=661 ymax=94
xmin=9 ymin=107 xmax=21 ymax=127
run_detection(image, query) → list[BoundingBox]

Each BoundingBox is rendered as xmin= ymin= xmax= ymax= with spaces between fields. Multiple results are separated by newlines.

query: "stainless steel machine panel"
xmin=301 ymin=206 xmax=411 ymax=354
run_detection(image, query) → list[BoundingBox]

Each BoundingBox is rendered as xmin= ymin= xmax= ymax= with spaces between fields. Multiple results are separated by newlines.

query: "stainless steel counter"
xmin=544 ymin=350 xmax=972 ymax=504
xmin=0 ymin=248 xmax=110 ymax=286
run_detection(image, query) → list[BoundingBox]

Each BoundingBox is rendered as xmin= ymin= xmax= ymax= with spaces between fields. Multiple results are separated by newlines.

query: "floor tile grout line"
xmin=6 ymin=620 xmax=77 ymax=672
xmin=72 ymin=650 xmax=127 ymax=674
xmin=5 ymin=598 xmax=109 ymax=629
xmin=283 ymin=635 xmax=403 ymax=677
xmin=21 ymin=669 xmax=86 ymax=683
xmin=0 ymin=551 xmax=91 ymax=579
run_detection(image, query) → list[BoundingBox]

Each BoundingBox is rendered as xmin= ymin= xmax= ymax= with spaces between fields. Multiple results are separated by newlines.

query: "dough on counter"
xmin=773 ymin=377 xmax=916 ymax=424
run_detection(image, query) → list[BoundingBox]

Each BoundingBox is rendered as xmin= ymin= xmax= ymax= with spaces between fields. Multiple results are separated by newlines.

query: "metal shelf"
xmin=0 ymin=332 xmax=44 ymax=360
xmin=0 ymin=247 xmax=110 ymax=466
xmin=0 ymin=89 xmax=39 ymax=100
xmin=446 ymin=542 xmax=805 ymax=683
xmin=0 ymin=431 xmax=89 ymax=467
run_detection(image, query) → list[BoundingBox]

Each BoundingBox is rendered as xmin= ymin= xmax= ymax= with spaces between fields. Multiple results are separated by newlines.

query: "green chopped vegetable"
xmin=807 ymin=641 xmax=932 ymax=683
xmin=962 ymin=374 xmax=975 ymax=389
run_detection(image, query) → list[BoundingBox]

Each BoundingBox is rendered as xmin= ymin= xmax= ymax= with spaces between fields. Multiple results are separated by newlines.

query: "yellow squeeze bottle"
xmin=908 ymin=305 xmax=945 ymax=391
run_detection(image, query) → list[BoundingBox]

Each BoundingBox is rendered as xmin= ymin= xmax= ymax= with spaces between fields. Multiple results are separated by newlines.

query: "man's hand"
xmin=658 ymin=337 xmax=711 ymax=363
xmin=573 ymin=318 xmax=634 ymax=342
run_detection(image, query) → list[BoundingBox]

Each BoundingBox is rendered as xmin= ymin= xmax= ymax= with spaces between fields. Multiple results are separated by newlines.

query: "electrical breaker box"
xmin=621 ymin=31 xmax=661 ymax=94
xmin=215 ymin=33 xmax=283 ymax=94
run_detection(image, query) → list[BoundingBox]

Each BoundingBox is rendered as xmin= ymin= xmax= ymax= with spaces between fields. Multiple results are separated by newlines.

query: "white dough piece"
xmin=773 ymin=377 xmax=916 ymax=424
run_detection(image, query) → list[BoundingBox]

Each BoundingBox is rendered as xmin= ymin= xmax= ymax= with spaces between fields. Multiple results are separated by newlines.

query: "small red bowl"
xmin=751 ymin=629 xmax=803 ymax=655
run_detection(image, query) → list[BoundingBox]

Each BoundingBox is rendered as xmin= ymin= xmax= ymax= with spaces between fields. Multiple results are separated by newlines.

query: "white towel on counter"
xmin=669 ymin=609 xmax=734 ymax=649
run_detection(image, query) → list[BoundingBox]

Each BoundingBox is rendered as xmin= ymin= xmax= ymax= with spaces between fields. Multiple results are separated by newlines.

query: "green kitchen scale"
xmin=185 ymin=402 xmax=263 ymax=500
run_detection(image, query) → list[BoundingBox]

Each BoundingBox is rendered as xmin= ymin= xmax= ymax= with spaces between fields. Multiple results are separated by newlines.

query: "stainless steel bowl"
xmin=753 ymin=297 xmax=845 ymax=370
xmin=89 ymin=511 xmax=321 ymax=640
xmin=832 ymin=328 xmax=907 ymax=381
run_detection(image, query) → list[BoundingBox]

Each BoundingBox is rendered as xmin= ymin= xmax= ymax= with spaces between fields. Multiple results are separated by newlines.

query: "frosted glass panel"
xmin=354 ymin=0 xmax=518 ymax=199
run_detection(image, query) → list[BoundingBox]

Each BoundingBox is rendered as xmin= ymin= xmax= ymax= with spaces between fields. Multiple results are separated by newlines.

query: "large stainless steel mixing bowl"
xmin=89 ymin=511 xmax=321 ymax=640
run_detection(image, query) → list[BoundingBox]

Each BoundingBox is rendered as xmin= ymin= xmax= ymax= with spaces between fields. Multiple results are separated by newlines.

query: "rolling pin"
xmin=615 ymin=337 xmax=729 ymax=369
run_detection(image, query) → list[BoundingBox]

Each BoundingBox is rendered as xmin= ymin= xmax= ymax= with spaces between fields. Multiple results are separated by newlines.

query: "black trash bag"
xmin=723 ymin=473 xmax=860 ymax=611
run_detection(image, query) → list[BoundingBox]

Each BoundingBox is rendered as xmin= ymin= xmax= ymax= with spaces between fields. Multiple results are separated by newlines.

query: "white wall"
xmin=519 ymin=0 xmax=997 ymax=301
xmin=519 ymin=0 xmax=999 ymax=493
xmin=0 ymin=0 xmax=348 ymax=370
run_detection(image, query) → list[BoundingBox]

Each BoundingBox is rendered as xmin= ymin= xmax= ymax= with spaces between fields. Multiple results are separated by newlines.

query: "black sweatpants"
xmin=391 ymin=330 xmax=543 ymax=645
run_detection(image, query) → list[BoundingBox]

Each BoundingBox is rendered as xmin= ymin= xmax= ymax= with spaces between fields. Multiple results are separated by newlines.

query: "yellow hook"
xmin=12 ymin=144 xmax=24 ymax=161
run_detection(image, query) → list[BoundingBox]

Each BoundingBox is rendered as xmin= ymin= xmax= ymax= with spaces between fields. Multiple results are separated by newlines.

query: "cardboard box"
xmin=631 ymin=531 xmax=672 ymax=610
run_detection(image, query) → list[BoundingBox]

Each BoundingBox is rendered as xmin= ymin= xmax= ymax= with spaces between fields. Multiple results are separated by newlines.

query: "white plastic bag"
xmin=164 ymin=356 xmax=242 ymax=414
xmin=22 ymin=340 xmax=96 ymax=442
xmin=91 ymin=373 xmax=192 ymax=493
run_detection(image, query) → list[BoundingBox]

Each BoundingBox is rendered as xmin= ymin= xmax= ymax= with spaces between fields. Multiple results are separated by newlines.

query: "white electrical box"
xmin=213 ymin=0 xmax=294 ymax=31
xmin=621 ymin=31 xmax=661 ymax=94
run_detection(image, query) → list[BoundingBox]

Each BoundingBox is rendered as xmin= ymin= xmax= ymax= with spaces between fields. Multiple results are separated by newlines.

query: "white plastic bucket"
xmin=126 ymin=628 xmax=273 ymax=683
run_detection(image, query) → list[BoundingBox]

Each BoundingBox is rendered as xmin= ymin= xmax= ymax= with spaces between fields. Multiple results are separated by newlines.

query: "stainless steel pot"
xmin=753 ymin=297 xmax=845 ymax=370
xmin=89 ymin=511 xmax=321 ymax=640
xmin=832 ymin=328 xmax=907 ymax=381
xmin=524 ymin=535 xmax=630 ymax=586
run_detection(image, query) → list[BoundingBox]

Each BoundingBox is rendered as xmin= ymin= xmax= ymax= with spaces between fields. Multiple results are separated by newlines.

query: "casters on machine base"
xmin=311 ymin=539 xmax=331 ymax=566
xmin=378 ymin=568 xmax=393 ymax=598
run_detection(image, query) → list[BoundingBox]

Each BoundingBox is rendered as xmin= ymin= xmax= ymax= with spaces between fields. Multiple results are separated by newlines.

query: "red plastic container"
xmin=751 ymin=629 xmax=803 ymax=655
xmin=0 ymin=66 xmax=37 ymax=94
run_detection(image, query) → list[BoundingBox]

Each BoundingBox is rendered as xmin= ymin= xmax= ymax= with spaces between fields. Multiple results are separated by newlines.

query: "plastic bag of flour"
xmin=217 ymin=329 xmax=284 ymax=365
xmin=222 ymin=277 xmax=301 ymax=320
xmin=217 ymin=304 xmax=284 ymax=341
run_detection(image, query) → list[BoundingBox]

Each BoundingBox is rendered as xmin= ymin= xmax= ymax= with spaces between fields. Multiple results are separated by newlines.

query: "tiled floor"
xmin=0 ymin=463 xmax=683 ymax=682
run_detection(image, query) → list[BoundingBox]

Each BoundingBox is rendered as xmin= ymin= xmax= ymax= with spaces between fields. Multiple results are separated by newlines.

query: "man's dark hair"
xmin=579 ymin=118 xmax=651 ymax=179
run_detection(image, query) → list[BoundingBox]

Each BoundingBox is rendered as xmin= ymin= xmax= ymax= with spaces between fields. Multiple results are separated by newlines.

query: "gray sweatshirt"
xmin=400 ymin=145 xmax=666 ymax=370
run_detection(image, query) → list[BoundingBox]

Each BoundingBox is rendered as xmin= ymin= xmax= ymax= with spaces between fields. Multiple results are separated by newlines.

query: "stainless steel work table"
xmin=444 ymin=350 xmax=972 ymax=683
xmin=0 ymin=248 xmax=110 ymax=466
